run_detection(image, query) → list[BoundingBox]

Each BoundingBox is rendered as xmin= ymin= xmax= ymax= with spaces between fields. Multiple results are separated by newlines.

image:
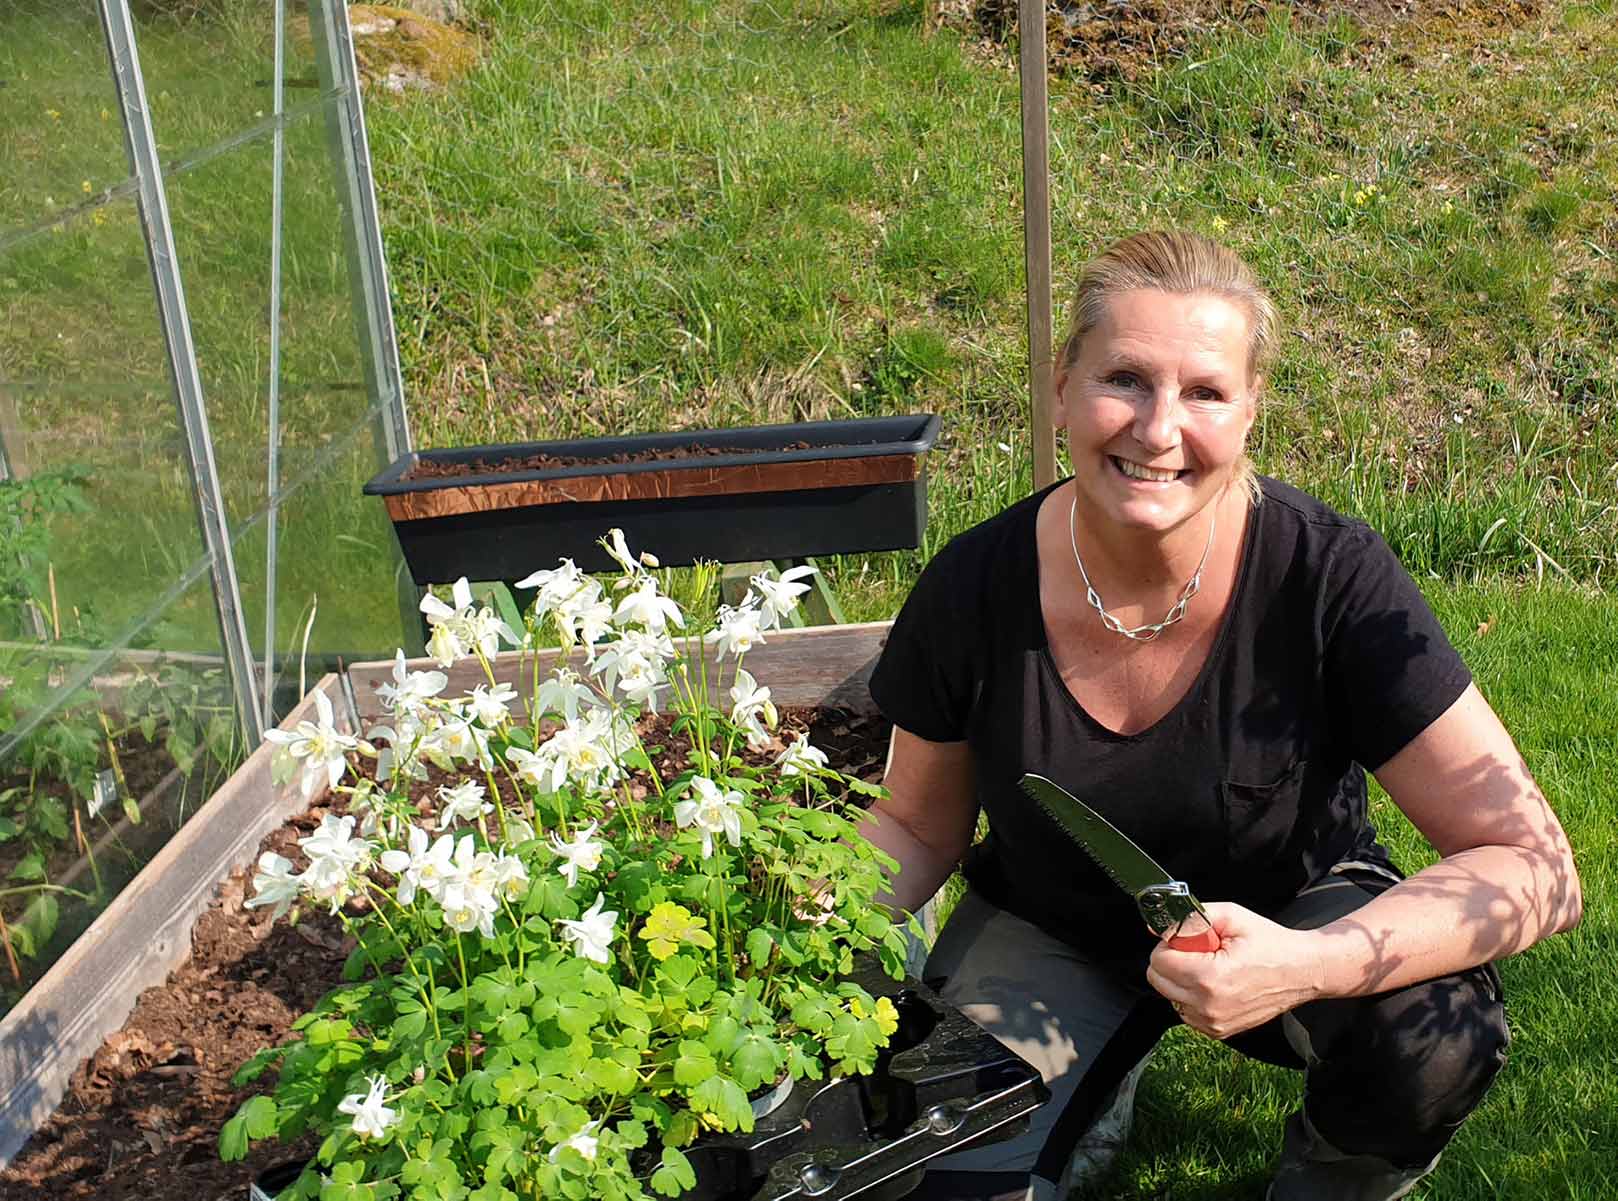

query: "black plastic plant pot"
xmin=362 ymin=415 xmax=942 ymax=584
xmin=248 ymin=1161 xmax=307 ymax=1200
xmin=676 ymin=962 xmax=1049 ymax=1201
xmin=245 ymin=964 xmax=1047 ymax=1201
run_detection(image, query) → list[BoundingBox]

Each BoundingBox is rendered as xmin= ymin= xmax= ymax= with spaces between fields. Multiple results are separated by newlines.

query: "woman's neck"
xmin=1065 ymin=481 xmax=1237 ymax=595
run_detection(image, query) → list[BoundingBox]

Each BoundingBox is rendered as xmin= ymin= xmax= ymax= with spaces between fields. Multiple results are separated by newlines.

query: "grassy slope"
xmin=366 ymin=0 xmax=1617 ymax=620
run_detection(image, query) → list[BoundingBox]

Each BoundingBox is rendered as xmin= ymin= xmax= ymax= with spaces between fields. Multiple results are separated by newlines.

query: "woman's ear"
xmin=1051 ymin=366 xmax=1070 ymax=424
xmin=1243 ymin=373 xmax=1264 ymax=428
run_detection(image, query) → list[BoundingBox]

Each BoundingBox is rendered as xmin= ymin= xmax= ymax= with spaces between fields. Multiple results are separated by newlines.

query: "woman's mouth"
xmin=1111 ymin=456 xmax=1187 ymax=484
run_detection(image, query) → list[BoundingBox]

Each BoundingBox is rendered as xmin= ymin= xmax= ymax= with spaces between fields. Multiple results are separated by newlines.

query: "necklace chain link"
xmin=1067 ymin=493 xmax=1218 ymax=643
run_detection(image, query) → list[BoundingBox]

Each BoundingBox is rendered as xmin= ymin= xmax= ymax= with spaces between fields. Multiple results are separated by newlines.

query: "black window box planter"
xmin=248 ymin=961 xmax=1046 ymax=1201
xmin=362 ymin=415 xmax=942 ymax=584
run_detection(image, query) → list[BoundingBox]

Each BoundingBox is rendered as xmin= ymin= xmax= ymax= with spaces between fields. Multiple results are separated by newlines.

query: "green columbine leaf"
xmin=649 ymin=1147 xmax=697 ymax=1197
xmin=744 ymin=926 xmax=775 ymax=969
xmin=638 ymin=901 xmax=717 ymax=961
xmin=691 ymin=1073 xmax=753 ymax=1132
xmin=730 ymin=1033 xmax=784 ymax=1091
xmin=673 ymin=1039 xmax=716 ymax=1086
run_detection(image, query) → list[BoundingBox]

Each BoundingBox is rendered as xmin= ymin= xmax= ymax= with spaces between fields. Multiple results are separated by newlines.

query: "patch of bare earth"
xmin=932 ymin=0 xmax=1541 ymax=81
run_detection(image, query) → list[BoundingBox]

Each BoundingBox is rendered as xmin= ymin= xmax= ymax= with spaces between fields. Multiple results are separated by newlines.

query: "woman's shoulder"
xmin=1255 ymin=476 xmax=1369 ymax=532
xmin=922 ymin=479 xmax=1056 ymax=577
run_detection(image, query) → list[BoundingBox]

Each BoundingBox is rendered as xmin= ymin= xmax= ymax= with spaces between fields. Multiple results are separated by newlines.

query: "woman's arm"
xmin=1147 ymin=683 xmax=1582 ymax=1037
xmin=856 ymin=725 xmax=980 ymax=914
xmin=1308 ymin=681 xmax=1582 ymax=997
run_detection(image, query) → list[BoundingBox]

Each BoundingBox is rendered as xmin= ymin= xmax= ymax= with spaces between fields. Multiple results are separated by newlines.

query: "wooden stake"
xmin=47 ymin=562 xmax=61 ymax=640
xmin=0 ymin=913 xmax=21 ymax=984
xmin=1018 ymin=0 xmax=1058 ymax=492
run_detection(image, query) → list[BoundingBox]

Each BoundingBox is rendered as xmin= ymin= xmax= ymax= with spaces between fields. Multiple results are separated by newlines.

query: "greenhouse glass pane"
xmin=0 ymin=553 xmax=236 ymax=1014
xmin=0 ymin=2 xmax=131 ymax=238
xmin=156 ymin=36 xmax=409 ymax=677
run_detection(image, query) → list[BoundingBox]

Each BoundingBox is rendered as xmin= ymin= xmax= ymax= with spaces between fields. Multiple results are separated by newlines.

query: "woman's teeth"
xmin=1114 ymin=458 xmax=1182 ymax=483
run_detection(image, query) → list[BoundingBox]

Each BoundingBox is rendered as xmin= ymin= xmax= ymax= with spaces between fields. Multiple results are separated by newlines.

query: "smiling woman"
xmin=858 ymin=231 xmax=1582 ymax=1201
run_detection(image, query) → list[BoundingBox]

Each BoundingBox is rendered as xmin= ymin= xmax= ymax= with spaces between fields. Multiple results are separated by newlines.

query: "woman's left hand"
xmin=1145 ymin=901 xmax=1326 ymax=1039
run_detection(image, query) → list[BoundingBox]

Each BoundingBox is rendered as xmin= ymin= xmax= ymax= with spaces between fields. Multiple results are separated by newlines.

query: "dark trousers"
xmin=908 ymin=869 xmax=1509 ymax=1200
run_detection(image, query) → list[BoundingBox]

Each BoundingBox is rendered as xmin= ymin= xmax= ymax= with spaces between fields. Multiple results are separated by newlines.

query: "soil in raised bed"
xmin=0 ymin=705 xmax=892 ymax=1201
xmin=402 ymin=440 xmax=816 ymax=483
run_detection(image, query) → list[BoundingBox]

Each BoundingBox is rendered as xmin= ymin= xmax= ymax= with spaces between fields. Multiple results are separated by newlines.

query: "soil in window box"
xmin=0 ymin=707 xmax=894 ymax=1201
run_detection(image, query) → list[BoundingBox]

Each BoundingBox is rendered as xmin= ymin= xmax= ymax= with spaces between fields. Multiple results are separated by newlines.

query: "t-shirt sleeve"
xmin=1321 ymin=526 xmax=1472 ymax=771
xmin=867 ymin=541 xmax=979 ymax=743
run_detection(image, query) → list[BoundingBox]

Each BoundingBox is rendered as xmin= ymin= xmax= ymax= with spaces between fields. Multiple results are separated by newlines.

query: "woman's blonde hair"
xmin=1056 ymin=231 xmax=1279 ymax=504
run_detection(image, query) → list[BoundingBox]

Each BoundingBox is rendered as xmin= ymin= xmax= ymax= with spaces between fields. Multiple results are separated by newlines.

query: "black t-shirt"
xmin=868 ymin=476 xmax=1472 ymax=959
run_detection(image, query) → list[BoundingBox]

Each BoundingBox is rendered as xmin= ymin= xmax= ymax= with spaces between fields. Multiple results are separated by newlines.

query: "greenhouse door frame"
xmin=89 ymin=0 xmax=412 ymax=743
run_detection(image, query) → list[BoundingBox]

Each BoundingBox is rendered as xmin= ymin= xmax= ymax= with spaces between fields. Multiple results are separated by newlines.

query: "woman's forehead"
xmin=1085 ymin=290 xmax=1253 ymax=366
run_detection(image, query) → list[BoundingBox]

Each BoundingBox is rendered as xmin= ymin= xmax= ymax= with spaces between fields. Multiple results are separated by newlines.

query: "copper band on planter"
xmin=383 ymin=453 xmax=924 ymax=523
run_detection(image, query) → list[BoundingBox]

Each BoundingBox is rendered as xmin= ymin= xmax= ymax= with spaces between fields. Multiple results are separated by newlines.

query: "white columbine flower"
xmin=263 ymin=689 xmax=358 ymax=799
xmin=296 ymin=814 xmax=374 ymax=911
xmin=547 ymin=1120 xmax=601 ymax=1163
xmin=556 ymin=892 xmax=618 ymax=964
xmin=466 ymin=682 xmax=518 ymax=728
xmin=547 ymin=821 xmax=605 ymax=888
xmin=506 ymin=745 xmax=550 ymax=792
xmin=729 ymin=667 xmax=778 ymax=751
xmin=705 ymin=600 xmax=766 ymax=659
xmin=489 ymin=851 xmax=530 ymax=903
xmin=299 ymin=813 xmax=373 ymax=875
xmin=243 ymin=852 xmax=300 ymax=919
xmin=592 ymin=629 xmax=675 ymax=710
xmin=601 ymin=527 xmax=640 ymax=576
xmin=337 ymin=1075 xmax=397 ymax=1141
xmin=529 ymin=709 xmax=627 ymax=795
xmin=751 ymin=564 xmax=818 ymax=629
xmin=776 ymin=731 xmax=830 ymax=777
xmin=673 ymin=776 xmax=746 ymax=859
xmin=374 ymin=648 xmax=447 ymax=717
xmin=534 ymin=667 xmax=597 ymax=723
xmin=613 ymin=576 xmax=685 ymax=634
xmin=420 ymin=577 xmax=516 ymax=666
xmin=379 ymin=824 xmax=435 ymax=907
xmin=440 ymin=875 xmax=499 ymax=937
xmin=421 ymin=710 xmax=494 ymax=772
xmin=437 ymin=780 xmax=492 ymax=827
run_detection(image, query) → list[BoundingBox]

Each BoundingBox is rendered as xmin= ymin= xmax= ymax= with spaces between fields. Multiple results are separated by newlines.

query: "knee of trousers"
xmin=1302 ymin=965 xmax=1509 ymax=1162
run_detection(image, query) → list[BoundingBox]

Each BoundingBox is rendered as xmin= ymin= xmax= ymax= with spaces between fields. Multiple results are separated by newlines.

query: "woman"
xmin=862 ymin=231 xmax=1582 ymax=1201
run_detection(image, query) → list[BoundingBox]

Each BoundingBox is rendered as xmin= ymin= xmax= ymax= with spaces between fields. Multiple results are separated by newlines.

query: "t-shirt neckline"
xmin=1031 ymin=478 xmax=1262 ymax=741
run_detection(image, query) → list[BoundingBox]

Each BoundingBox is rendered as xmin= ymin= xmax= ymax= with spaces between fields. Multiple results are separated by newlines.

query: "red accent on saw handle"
xmin=1166 ymin=925 xmax=1221 ymax=953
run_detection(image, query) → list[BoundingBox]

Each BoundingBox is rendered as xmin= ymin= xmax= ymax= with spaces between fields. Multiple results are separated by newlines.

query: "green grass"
xmin=349 ymin=0 xmax=1618 ymax=615
xmin=1075 ymin=580 xmax=1618 ymax=1199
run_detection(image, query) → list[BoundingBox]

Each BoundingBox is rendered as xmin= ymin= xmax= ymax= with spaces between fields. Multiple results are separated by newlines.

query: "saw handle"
xmin=1166 ymin=923 xmax=1221 ymax=953
xmin=1138 ymin=883 xmax=1221 ymax=953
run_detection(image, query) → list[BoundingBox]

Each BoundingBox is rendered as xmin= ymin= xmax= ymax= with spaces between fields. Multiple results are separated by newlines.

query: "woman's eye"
xmin=1107 ymin=372 xmax=1139 ymax=388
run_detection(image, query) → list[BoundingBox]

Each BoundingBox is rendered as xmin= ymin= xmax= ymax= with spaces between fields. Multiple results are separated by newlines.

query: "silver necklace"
xmin=1067 ymin=493 xmax=1218 ymax=642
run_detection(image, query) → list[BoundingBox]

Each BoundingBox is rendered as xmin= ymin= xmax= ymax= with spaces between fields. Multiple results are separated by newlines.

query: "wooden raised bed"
xmin=0 ymin=622 xmax=895 ymax=1169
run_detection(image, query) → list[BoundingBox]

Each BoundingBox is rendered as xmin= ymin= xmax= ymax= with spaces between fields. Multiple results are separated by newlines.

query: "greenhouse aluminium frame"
xmin=0 ymin=0 xmax=412 ymax=759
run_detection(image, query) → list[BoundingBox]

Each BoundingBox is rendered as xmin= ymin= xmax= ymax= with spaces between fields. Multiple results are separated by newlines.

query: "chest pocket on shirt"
xmin=1221 ymin=756 xmax=1308 ymax=865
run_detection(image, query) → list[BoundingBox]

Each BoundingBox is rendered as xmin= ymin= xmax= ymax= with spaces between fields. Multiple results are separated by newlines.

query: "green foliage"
xmin=0 ymin=469 xmax=88 ymax=633
xmin=224 ymin=535 xmax=909 ymax=1198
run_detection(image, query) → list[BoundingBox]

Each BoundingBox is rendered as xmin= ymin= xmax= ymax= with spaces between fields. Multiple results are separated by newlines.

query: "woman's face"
xmin=1054 ymin=289 xmax=1258 ymax=536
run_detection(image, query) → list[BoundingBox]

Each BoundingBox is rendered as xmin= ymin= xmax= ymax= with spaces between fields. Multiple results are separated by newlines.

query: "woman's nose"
xmin=1133 ymin=391 xmax=1182 ymax=452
